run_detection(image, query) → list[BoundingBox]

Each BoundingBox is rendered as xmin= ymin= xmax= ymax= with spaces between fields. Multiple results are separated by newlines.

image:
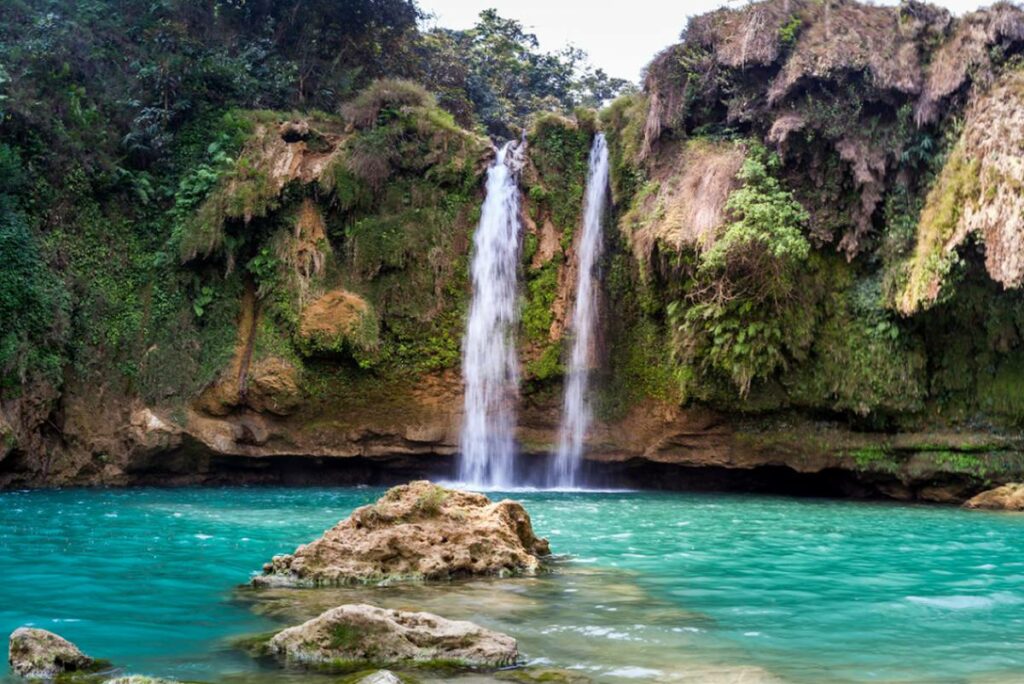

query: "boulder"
xmin=265 ymin=604 xmax=518 ymax=670
xmin=255 ymin=481 xmax=550 ymax=586
xmin=963 ymin=483 xmax=1024 ymax=511
xmin=8 ymin=627 xmax=102 ymax=679
xmin=244 ymin=357 xmax=303 ymax=416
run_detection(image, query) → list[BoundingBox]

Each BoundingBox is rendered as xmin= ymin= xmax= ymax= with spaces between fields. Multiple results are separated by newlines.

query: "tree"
xmin=415 ymin=9 xmax=633 ymax=135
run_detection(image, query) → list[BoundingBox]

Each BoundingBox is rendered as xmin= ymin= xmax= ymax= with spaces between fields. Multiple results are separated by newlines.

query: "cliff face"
xmin=5 ymin=1 xmax=1024 ymax=501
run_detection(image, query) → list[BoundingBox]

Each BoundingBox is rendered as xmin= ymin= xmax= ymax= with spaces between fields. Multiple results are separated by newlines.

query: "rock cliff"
xmin=4 ymin=1 xmax=1024 ymax=503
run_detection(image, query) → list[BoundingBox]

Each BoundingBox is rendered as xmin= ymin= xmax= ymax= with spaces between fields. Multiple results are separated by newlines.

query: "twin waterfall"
xmin=458 ymin=134 xmax=609 ymax=489
xmin=551 ymin=134 xmax=609 ymax=488
xmin=458 ymin=142 xmax=524 ymax=488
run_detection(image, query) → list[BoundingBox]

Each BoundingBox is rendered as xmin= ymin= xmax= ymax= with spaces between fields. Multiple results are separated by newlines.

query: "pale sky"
xmin=420 ymin=0 xmax=993 ymax=83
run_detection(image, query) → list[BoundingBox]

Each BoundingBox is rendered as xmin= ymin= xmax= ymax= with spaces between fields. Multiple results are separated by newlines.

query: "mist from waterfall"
xmin=457 ymin=141 xmax=524 ymax=488
xmin=550 ymin=133 xmax=610 ymax=488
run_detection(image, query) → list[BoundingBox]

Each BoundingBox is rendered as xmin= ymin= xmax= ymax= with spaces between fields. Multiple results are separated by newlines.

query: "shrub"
xmin=670 ymin=143 xmax=811 ymax=396
xmin=341 ymin=79 xmax=434 ymax=129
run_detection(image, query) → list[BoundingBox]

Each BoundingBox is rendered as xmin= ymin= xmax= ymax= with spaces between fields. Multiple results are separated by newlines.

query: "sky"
xmin=419 ymin=0 xmax=993 ymax=83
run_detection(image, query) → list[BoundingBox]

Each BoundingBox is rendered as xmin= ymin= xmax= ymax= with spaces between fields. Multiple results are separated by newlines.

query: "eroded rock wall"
xmin=6 ymin=3 xmax=1024 ymax=503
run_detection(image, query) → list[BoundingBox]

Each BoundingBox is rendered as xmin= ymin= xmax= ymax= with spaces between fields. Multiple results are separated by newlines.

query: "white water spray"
xmin=458 ymin=141 xmax=525 ymax=488
xmin=550 ymin=133 xmax=610 ymax=488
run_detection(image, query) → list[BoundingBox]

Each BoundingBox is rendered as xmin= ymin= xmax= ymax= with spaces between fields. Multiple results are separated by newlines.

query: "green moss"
xmin=897 ymin=147 xmax=981 ymax=313
xmin=522 ymin=231 xmax=539 ymax=265
xmin=329 ymin=623 xmax=366 ymax=650
xmin=231 ymin=630 xmax=277 ymax=656
xmin=849 ymin=447 xmax=900 ymax=473
xmin=599 ymin=93 xmax=648 ymax=206
xmin=526 ymin=113 xmax=592 ymax=236
xmin=411 ymin=484 xmax=449 ymax=517
xmin=784 ymin=265 xmax=927 ymax=417
xmin=521 ymin=261 xmax=560 ymax=343
xmin=525 ymin=343 xmax=563 ymax=382
xmin=977 ymin=357 xmax=1024 ymax=423
xmin=778 ymin=15 xmax=803 ymax=48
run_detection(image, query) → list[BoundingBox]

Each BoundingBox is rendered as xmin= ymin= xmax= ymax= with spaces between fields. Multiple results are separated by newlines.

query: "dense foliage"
xmin=414 ymin=10 xmax=632 ymax=136
xmin=670 ymin=145 xmax=811 ymax=396
xmin=0 ymin=145 xmax=69 ymax=388
xmin=0 ymin=0 xmax=631 ymax=397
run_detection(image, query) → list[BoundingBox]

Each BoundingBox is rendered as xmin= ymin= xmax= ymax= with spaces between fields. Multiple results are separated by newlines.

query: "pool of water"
xmin=1 ymin=487 xmax=1022 ymax=683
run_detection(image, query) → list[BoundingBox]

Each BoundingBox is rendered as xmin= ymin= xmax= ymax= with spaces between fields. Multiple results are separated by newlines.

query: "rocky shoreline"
xmin=4 ymin=398 xmax=1024 ymax=505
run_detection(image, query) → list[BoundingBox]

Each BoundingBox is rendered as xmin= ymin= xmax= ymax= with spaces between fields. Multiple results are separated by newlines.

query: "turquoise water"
xmin=1 ymin=488 xmax=1023 ymax=683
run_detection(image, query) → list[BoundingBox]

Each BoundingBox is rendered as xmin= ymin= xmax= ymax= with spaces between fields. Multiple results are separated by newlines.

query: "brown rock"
xmin=265 ymin=604 xmax=518 ymax=670
xmin=899 ymin=69 xmax=1024 ymax=313
xmin=8 ymin=627 xmax=100 ymax=679
xmin=623 ymin=139 xmax=744 ymax=263
xmin=299 ymin=288 xmax=377 ymax=353
xmin=964 ymin=483 xmax=1024 ymax=511
xmin=255 ymin=481 xmax=550 ymax=586
xmin=245 ymin=357 xmax=302 ymax=416
xmin=0 ymin=412 xmax=14 ymax=463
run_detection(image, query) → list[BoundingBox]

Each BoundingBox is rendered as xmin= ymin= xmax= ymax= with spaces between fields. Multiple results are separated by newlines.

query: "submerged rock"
xmin=7 ymin=627 xmax=102 ymax=679
xmin=264 ymin=603 xmax=518 ymax=671
xmin=255 ymin=481 xmax=550 ymax=586
xmin=355 ymin=670 xmax=403 ymax=684
xmin=104 ymin=678 xmax=183 ymax=684
xmin=964 ymin=483 xmax=1024 ymax=511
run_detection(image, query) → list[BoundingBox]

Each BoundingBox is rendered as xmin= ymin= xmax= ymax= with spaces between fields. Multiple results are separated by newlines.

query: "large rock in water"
xmin=255 ymin=481 xmax=550 ymax=586
xmin=963 ymin=483 xmax=1024 ymax=511
xmin=265 ymin=604 xmax=518 ymax=670
xmin=8 ymin=627 xmax=101 ymax=679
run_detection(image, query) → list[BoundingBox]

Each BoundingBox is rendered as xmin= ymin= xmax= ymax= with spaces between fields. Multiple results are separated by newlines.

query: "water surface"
xmin=1 ymin=488 xmax=1022 ymax=682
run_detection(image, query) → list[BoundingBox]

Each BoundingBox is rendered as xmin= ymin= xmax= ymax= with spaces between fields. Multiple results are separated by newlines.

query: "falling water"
xmin=458 ymin=141 xmax=525 ymax=488
xmin=550 ymin=134 xmax=610 ymax=488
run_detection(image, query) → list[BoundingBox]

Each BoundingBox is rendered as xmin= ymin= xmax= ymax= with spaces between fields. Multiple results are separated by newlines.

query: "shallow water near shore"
xmin=1 ymin=487 xmax=1023 ymax=683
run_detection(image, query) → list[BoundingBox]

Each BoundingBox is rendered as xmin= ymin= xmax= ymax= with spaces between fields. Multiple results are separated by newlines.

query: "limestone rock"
xmin=0 ymin=412 xmax=14 ymax=463
xmin=266 ymin=604 xmax=518 ymax=670
xmin=356 ymin=670 xmax=403 ymax=684
xmin=298 ymin=288 xmax=378 ymax=354
xmin=964 ymin=483 xmax=1024 ymax=511
xmin=8 ymin=627 xmax=100 ymax=679
xmin=255 ymin=481 xmax=550 ymax=586
xmin=622 ymin=139 xmax=744 ymax=264
xmin=245 ymin=357 xmax=302 ymax=416
xmin=899 ymin=69 xmax=1024 ymax=313
xmin=127 ymin=408 xmax=183 ymax=454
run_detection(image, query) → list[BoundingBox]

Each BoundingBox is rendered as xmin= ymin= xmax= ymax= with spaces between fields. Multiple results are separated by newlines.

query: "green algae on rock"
xmin=259 ymin=604 xmax=519 ymax=672
xmin=7 ymin=627 xmax=108 ymax=680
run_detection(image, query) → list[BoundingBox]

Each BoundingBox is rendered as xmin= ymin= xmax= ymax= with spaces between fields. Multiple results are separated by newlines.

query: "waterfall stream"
xmin=550 ymin=133 xmax=610 ymax=487
xmin=457 ymin=141 xmax=524 ymax=488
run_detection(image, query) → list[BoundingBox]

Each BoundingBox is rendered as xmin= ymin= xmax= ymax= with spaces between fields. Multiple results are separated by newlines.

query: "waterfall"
xmin=458 ymin=141 xmax=525 ymax=488
xmin=550 ymin=133 xmax=610 ymax=488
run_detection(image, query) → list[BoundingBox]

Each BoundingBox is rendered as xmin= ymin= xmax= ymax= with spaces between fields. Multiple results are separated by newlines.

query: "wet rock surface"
xmin=263 ymin=603 xmax=519 ymax=671
xmin=963 ymin=483 xmax=1024 ymax=511
xmin=255 ymin=481 xmax=550 ymax=586
xmin=7 ymin=627 xmax=102 ymax=679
